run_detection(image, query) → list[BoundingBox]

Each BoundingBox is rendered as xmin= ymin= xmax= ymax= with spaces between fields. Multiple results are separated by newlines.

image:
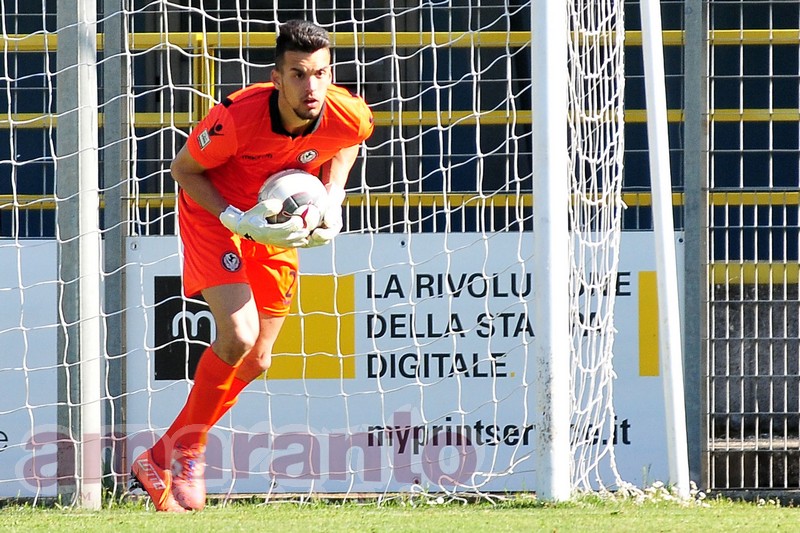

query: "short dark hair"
xmin=275 ymin=20 xmax=331 ymax=69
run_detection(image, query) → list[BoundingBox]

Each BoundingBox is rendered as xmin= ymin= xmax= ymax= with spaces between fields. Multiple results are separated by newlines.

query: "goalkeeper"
xmin=131 ymin=19 xmax=374 ymax=512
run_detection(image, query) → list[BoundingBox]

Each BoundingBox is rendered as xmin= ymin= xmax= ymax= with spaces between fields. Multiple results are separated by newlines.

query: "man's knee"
xmin=236 ymin=350 xmax=271 ymax=382
xmin=214 ymin=324 xmax=259 ymax=363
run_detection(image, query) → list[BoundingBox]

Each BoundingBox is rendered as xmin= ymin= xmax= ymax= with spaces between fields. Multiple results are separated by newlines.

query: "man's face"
xmin=272 ymin=48 xmax=332 ymax=122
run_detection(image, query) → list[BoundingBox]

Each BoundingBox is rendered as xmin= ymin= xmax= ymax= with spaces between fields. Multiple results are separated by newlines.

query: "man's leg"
xmin=167 ymin=282 xmax=259 ymax=510
xmin=152 ymin=283 xmax=257 ymax=457
xmin=151 ymin=314 xmax=284 ymax=475
xmin=211 ymin=314 xmax=286 ymax=420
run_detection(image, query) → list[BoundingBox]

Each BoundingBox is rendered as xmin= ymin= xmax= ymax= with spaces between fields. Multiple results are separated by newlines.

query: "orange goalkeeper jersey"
xmin=184 ymin=82 xmax=374 ymax=211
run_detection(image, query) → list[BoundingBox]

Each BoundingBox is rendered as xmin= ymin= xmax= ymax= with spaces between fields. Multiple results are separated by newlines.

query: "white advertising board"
xmin=0 ymin=241 xmax=58 ymax=497
xmin=126 ymin=232 xmax=681 ymax=494
xmin=0 ymin=233 xmax=682 ymax=496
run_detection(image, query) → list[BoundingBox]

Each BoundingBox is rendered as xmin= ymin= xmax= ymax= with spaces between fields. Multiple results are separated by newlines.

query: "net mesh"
xmin=0 ymin=1 xmax=633 ymax=501
xmin=566 ymin=0 xmax=627 ymax=491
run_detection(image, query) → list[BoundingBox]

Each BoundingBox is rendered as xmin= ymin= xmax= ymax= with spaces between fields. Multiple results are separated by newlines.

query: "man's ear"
xmin=271 ymin=68 xmax=280 ymax=89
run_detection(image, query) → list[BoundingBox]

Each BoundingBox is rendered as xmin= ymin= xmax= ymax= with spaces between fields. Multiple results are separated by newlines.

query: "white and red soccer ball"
xmin=257 ymin=169 xmax=329 ymax=230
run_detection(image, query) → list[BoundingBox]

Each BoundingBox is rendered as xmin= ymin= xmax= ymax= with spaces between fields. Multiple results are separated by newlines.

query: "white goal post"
xmin=0 ymin=1 xmax=689 ymax=507
xmin=531 ymin=0 xmax=570 ymax=502
xmin=639 ymin=0 xmax=690 ymax=498
xmin=55 ymin=0 xmax=103 ymax=510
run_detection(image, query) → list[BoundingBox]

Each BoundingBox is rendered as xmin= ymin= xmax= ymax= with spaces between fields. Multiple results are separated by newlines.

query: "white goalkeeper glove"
xmin=306 ymin=183 xmax=346 ymax=248
xmin=219 ymin=200 xmax=310 ymax=248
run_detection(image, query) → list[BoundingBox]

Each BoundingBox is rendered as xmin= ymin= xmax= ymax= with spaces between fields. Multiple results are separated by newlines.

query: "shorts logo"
xmin=297 ymin=150 xmax=318 ymax=164
xmin=198 ymin=129 xmax=211 ymax=149
xmin=221 ymin=252 xmax=241 ymax=272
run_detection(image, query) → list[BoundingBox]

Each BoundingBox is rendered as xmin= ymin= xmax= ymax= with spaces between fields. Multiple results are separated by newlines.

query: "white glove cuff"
xmin=219 ymin=205 xmax=243 ymax=232
xmin=325 ymin=182 xmax=346 ymax=207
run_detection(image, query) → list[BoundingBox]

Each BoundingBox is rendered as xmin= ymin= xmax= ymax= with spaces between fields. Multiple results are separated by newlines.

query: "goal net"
xmin=566 ymin=1 xmax=628 ymax=492
xmin=0 ymin=0 xmax=649 ymax=504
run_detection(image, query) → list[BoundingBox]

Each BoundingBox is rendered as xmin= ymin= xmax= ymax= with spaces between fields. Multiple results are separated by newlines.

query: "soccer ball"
xmin=257 ymin=169 xmax=328 ymax=230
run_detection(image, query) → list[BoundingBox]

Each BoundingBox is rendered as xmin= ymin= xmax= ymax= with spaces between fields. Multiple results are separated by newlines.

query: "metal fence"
xmin=706 ymin=0 xmax=800 ymax=493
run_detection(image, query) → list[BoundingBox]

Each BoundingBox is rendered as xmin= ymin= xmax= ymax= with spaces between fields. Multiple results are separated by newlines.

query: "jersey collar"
xmin=269 ymin=89 xmax=325 ymax=138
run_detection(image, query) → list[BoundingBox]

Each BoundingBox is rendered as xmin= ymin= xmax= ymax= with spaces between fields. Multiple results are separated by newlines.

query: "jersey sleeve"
xmin=186 ymin=102 xmax=239 ymax=169
xmin=355 ymin=97 xmax=375 ymax=143
xmin=328 ymin=86 xmax=375 ymax=146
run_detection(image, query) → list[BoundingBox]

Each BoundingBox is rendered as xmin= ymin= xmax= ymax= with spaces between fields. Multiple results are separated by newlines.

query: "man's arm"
xmin=170 ymin=144 xmax=229 ymax=218
xmin=320 ymin=144 xmax=360 ymax=191
xmin=306 ymin=144 xmax=361 ymax=247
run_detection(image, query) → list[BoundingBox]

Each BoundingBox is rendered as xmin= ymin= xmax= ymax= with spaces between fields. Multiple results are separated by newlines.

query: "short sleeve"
xmin=357 ymin=100 xmax=375 ymax=142
xmin=186 ymin=103 xmax=239 ymax=169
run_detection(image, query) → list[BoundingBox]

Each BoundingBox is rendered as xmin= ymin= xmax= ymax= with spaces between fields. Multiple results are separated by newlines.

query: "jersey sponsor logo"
xmin=297 ymin=149 xmax=318 ymax=164
xmin=222 ymin=251 xmax=242 ymax=272
xmin=209 ymin=121 xmax=224 ymax=136
xmin=197 ymin=129 xmax=211 ymax=149
xmin=242 ymin=153 xmax=273 ymax=160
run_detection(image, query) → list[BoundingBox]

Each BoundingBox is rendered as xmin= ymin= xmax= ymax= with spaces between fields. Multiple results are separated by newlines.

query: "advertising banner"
xmin=0 ymin=233 xmax=682 ymax=496
xmin=125 ymin=233 xmax=679 ymax=494
xmin=0 ymin=241 xmax=58 ymax=497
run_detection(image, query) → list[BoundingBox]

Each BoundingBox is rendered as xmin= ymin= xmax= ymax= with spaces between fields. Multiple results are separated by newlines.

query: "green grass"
xmin=1 ymin=496 xmax=799 ymax=533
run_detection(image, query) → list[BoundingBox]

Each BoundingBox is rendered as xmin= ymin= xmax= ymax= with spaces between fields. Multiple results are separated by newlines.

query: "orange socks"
xmin=218 ymin=376 xmax=249 ymax=416
xmin=151 ymin=347 xmax=243 ymax=467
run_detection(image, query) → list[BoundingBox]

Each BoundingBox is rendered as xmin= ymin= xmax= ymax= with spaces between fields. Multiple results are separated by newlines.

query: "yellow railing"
xmin=5 ymin=29 xmax=800 ymax=52
xmin=4 ymin=191 xmax=800 ymax=212
xmin=709 ymin=262 xmax=800 ymax=285
xmin=8 ymin=107 xmax=800 ymax=130
xmin=2 ymin=191 xmax=795 ymax=284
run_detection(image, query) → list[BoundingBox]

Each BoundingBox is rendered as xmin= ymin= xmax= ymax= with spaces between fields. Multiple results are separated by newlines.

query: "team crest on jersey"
xmin=221 ymin=251 xmax=241 ymax=272
xmin=297 ymin=150 xmax=318 ymax=164
xmin=198 ymin=129 xmax=211 ymax=149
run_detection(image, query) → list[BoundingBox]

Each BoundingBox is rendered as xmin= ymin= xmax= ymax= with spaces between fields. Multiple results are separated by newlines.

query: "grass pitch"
xmin=1 ymin=495 xmax=798 ymax=532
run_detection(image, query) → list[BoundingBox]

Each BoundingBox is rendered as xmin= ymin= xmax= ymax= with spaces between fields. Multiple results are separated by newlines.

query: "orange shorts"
xmin=178 ymin=193 xmax=299 ymax=317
